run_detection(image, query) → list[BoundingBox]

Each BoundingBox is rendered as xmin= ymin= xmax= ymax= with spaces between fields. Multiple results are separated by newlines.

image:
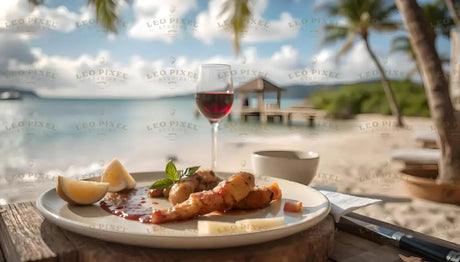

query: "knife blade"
xmin=344 ymin=216 xmax=460 ymax=262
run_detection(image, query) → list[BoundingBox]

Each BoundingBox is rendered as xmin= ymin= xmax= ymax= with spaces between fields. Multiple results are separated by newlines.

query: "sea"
xmin=0 ymin=95 xmax=347 ymax=203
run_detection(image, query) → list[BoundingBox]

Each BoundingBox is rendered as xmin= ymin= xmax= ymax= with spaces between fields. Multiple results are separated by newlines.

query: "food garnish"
xmin=283 ymin=201 xmax=302 ymax=213
xmin=101 ymin=158 xmax=136 ymax=192
xmin=56 ymin=176 xmax=109 ymax=205
xmin=149 ymin=160 xmax=200 ymax=190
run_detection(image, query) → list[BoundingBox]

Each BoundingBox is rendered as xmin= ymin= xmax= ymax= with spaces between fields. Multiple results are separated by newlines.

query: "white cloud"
xmin=193 ymin=0 xmax=298 ymax=44
xmin=303 ymin=41 xmax=417 ymax=84
xmin=0 ymin=0 xmax=82 ymax=37
xmin=0 ymin=0 xmax=31 ymax=22
xmin=76 ymin=2 xmax=129 ymax=39
xmin=1 ymin=41 xmax=416 ymax=98
xmin=0 ymin=33 xmax=35 ymax=74
xmin=28 ymin=5 xmax=79 ymax=32
xmin=270 ymin=45 xmax=301 ymax=69
xmin=128 ymin=0 xmax=198 ymax=42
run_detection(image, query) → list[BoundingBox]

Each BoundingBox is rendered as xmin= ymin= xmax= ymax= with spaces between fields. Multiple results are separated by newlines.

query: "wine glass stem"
xmin=211 ymin=122 xmax=219 ymax=170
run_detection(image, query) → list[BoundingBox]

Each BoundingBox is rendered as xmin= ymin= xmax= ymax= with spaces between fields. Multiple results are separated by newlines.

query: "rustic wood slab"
xmin=2 ymin=201 xmax=459 ymax=262
xmin=0 ymin=202 xmax=335 ymax=262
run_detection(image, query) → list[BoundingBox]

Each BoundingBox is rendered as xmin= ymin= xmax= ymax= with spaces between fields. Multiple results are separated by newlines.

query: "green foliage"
xmin=87 ymin=0 xmax=120 ymax=33
xmin=150 ymin=161 xmax=200 ymax=190
xmin=319 ymin=0 xmax=400 ymax=53
xmin=220 ymin=0 xmax=252 ymax=55
xmin=309 ymin=81 xmax=430 ymax=119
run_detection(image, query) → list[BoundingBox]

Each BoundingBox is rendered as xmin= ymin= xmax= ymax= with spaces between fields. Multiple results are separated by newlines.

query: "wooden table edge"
xmin=1 ymin=201 xmax=458 ymax=262
xmin=0 ymin=208 xmax=20 ymax=262
xmin=0 ymin=201 xmax=335 ymax=262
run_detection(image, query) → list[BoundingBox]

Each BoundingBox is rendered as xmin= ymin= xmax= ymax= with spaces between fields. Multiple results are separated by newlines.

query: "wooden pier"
xmin=236 ymin=78 xmax=319 ymax=126
xmin=238 ymin=107 xmax=317 ymax=126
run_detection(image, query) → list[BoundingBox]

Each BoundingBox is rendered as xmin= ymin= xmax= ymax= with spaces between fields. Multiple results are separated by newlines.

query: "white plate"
xmin=36 ymin=171 xmax=330 ymax=249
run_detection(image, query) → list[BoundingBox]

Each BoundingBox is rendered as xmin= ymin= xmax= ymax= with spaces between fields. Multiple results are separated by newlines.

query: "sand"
xmin=217 ymin=114 xmax=460 ymax=244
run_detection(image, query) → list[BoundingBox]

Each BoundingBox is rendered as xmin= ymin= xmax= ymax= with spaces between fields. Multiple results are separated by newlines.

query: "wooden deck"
xmin=238 ymin=106 xmax=320 ymax=126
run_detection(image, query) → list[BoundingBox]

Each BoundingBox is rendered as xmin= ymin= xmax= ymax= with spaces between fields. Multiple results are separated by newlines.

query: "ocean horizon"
xmin=0 ymin=95 xmax=347 ymax=182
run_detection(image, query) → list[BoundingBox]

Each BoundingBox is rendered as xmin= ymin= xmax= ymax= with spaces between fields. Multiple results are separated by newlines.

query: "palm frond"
xmin=370 ymin=1 xmax=397 ymax=22
xmin=221 ymin=0 xmax=252 ymax=56
xmin=315 ymin=2 xmax=341 ymax=15
xmin=406 ymin=66 xmax=419 ymax=79
xmin=87 ymin=0 xmax=120 ymax=33
xmin=28 ymin=0 xmax=45 ymax=5
xmin=390 ymin=35 xmax=416 ymax=61
xmin=337 ymin=32 xmax=357 ymax=58
xmin=322 ymin=25 xmax=350 ymax=45
xmin=391 ymin=36 xmax=410 ymax=52
xmin=372 ymin=22 xmax=401 ymax=32
xmin=422 ymin=0 xmax=454 ymax=39
xmin=439 ymin=53 xmax=450 ymax=64
xmin=340 ymin=0 xmax=365 ymax=25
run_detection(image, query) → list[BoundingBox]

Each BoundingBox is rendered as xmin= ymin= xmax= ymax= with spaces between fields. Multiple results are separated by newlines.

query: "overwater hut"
xmin=236 ymin=77 xmax=317 ymax=126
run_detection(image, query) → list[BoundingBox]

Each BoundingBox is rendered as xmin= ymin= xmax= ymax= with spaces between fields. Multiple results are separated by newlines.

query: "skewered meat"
xmin=147 ymin=170 xmax=221 ymax=204
xmin=168 ymin=170 xmax=221 ymax=205
xmin=234 ymin=183 xmax=281 ymax=209
xmin=151 ymin=172 xmax=255 ymax=224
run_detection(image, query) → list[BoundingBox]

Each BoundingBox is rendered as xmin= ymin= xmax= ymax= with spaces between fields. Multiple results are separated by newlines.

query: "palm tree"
xmin=390 ymin=0 xmax=453 ymax=80
xmin=395 ymin=0 xmax=460 ymax=183
xmin=421 ymin=0 xmax=454 ymax=40
xmin=320 ymin=0 xmax=404 ymax=126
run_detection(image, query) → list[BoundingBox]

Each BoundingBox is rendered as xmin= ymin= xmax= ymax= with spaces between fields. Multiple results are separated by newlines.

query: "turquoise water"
xmin=0 ymin=96 xmax=343 ymax=181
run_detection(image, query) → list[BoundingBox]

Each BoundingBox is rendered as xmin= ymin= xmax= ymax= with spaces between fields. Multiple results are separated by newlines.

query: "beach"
xmin=218 ymin=114 xmax=460 ymax=244
xmin=0 ymin=97 xmax=458 ymax=244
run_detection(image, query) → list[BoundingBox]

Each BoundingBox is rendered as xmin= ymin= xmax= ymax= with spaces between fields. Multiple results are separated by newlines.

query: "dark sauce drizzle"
xmin=100 ymin=186 xmax=261 ymax=224
xmin=100 ymin=186 xmax=155 ymax=224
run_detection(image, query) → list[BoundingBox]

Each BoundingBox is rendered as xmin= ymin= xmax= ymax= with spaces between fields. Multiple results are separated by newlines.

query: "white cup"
xmin=252 ymin=150 xmax=320 ymax=185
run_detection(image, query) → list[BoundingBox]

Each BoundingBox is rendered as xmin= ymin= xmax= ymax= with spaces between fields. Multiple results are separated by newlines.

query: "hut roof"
xmin=236 ymin=78 xmax=283 ymax=93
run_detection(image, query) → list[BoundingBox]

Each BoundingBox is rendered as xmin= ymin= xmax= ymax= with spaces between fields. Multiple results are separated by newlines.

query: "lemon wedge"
xmin=101 ymin=158 xmax=136 ymax=192
xmin=56 ymin=176 xmax=109 ymax=205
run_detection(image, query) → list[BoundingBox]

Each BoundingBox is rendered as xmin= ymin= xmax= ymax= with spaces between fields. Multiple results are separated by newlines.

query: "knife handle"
xmin=399 ymin=235 xmax=460 ymax=262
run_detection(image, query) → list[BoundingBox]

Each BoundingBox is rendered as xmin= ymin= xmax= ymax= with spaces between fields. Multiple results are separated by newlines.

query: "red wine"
xmin=196 ymin=92 xmax=234 ymax=123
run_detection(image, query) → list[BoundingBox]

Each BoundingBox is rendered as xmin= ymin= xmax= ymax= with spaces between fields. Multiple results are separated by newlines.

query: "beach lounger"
xmin=391 ymin=148 xmax=440 ymax=178
xmin=414 ymin=132 xmax=439 ymax=149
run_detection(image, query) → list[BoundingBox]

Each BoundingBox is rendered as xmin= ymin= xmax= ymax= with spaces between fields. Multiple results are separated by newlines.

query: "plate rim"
xmin=36 ymin=171 xmax=331 ymax=248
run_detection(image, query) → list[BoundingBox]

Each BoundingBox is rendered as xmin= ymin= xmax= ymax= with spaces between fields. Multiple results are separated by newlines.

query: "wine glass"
xmin=195 ymin=64 xmax=234 ymax=170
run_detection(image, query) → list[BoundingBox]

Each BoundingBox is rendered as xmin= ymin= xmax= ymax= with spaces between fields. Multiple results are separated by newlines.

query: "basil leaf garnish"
xmin=150 ymin=178 xmax=174 ymax=190
xmin=165 ymin=160 xmax=178 ymax=181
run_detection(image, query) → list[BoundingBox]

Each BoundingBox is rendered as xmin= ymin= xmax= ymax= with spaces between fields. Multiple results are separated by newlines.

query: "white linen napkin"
xmin=318 ymin=190 xmax=382 ymax=223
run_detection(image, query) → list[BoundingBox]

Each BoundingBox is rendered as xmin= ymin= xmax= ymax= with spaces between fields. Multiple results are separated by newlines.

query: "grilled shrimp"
xmin=234 ymin=182 xmax=282 ymax=209
xmin=148 ymin=170 xmax=221 ymax=204
xmin=168 ymin=170 xmax=221 ymax=205
xmin=151 ymin=172 xmax=255 ymax=224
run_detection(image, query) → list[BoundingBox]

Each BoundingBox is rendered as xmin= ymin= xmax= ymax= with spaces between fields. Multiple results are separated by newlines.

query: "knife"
xmin=343 ymin=216 xmax=460 ymax=262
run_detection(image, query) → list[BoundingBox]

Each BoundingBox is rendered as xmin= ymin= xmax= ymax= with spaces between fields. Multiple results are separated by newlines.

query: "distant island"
xmin=0 ymin=86 xmax=39 ymax=100
xmin=0 ymin=80 xmax=386 ymax=101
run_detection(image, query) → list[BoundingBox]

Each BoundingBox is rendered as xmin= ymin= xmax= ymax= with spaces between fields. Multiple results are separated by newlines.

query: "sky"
xmin=0 ymin=0 xmax=452 ymax=98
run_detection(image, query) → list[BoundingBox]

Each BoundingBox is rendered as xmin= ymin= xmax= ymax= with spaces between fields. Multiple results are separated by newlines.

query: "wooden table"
xmin=1 ymin=202 xmax=458 ymax=262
